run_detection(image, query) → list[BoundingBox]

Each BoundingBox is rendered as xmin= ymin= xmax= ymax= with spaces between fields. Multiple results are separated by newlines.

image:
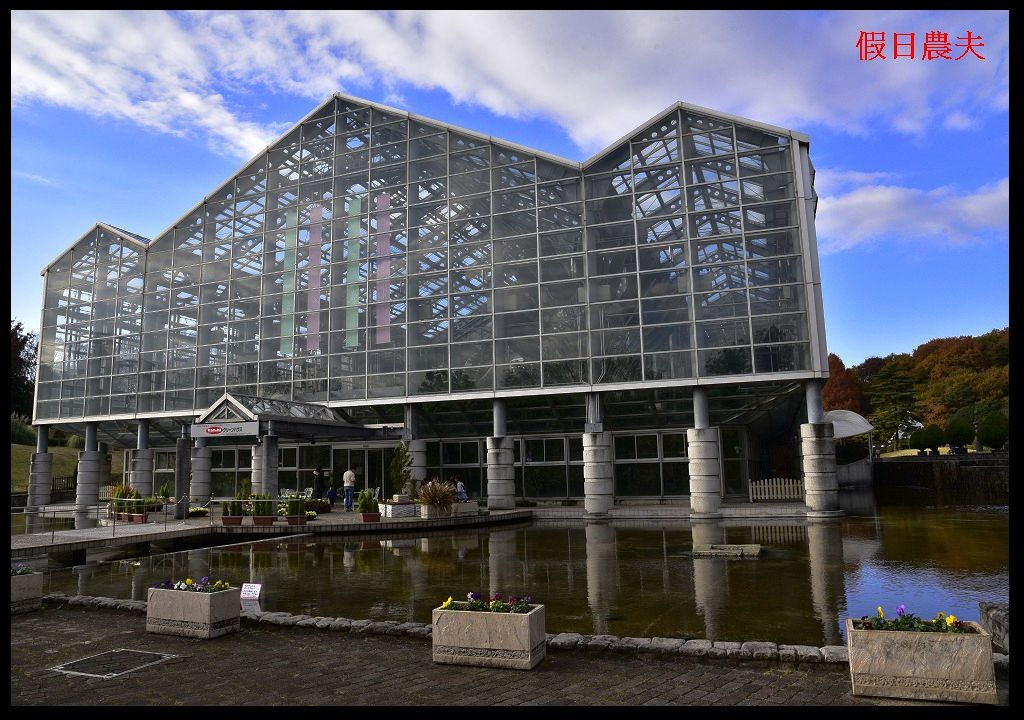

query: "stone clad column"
xmin=487 ymin=399 xmax=515 ymax=510
xmin=262 ymin=432 xmax=279 ymax=498
xmin=487 ymin=528 xmax=517 ymax=598
xmin=583 ymin=432 xmax=613 ymax=516
xmin=28 ymin=428 xmax=52 ymax=509
xmin=191 ymin=438 xmax=212 ymax=501
xmin=802 ymin=380 xmax=840 ymax=517
xmin=687 ymin=388 xmax=722 ymax=518
xmin=251 ymin=443 xmax=264 ymax=494
xmin=75 ymin=423 xmax=102 ymax=527
xmin=129 ymin=419 xmax=154 ymax=497
xmin=583 ymin=392 xmax=613 ymax=516
xmin=806 ymin=520 xmax=845 ymax=646
xmin=408 ymin=439 xmax=427 ymax=485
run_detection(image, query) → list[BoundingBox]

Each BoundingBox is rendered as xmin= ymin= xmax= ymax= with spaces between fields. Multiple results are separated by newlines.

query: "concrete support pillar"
xmin=137 ymin=419 xmax=150 ymax=451
xmin=691 ymin=519 xmax=726 ymax=640
xmin=693 ymin=387 xmax=710 ymax=430
xmin=191 ymin=443 xmax=212 ymax=502
xmin=28 ymin=428 xmax=52 ymax=509
xmin=806 ymin=520 xmax=845 ymax=646
xmin=262 ymin=433 xmax=279 ymax=498
xmin=486 ymin=436 xmax=515 ymax=510
xmin=492 ymin=398 xmax=507 ymax=438
xmin=801 ymin=423 xmax=840 ymax=517
xmin=805 ymin=379 xmax=825 ymax=424
xmin=129 ymin=449 xmax=156 ymax=497
xmin=583 ymin=431 xmax=613 ymax=516
xmin=174 ymin=436 xmax=191 ymax=519
xmin=487 ymin=528 xmax=517 ymax=598
xmin=84 ymin=422 xmax=98 ymax=452
xmin=251 ymin=443 xmax=265 ymax=494
xmin=686 ymin=427 xmax=722 ymax=518
xmin=585 ymin=520 xmax=617 ymax=635
xmin=408 ymin=439 xmax=427 ymax=485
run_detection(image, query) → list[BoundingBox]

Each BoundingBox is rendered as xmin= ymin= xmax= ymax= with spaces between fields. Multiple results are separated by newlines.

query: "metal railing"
xmin=11 ymin=494 xmax=197 ymax=544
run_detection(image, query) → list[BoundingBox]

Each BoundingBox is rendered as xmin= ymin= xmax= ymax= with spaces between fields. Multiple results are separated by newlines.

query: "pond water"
xmin=42 ymin=488 xmax=1008 ymax=647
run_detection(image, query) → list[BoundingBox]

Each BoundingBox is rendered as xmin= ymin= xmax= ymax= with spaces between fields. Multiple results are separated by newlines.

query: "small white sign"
xmin=241 ymin=598 xmax=262 ymax=613
xmin=240 ymin=582 xmax=262 ymax=600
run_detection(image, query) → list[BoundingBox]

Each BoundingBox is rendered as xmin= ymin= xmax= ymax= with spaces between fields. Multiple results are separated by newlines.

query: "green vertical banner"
xmin=280 ymin=207 xmax=298 ymax=357
xmin=345 ymin=196 xmax=362 ymax=348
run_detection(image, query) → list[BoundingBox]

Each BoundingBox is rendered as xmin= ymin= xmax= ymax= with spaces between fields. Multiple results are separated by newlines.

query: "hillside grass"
xmin=10 ymin=444 xmax=124 ymax=493
xmin=879 ymin=445 xmax=987 ymax=458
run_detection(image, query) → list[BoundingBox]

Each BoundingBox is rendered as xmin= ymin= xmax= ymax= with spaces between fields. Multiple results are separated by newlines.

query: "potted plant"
xmin=158 ymin=480 xmax=173 ymax=504
xmin=389 ymin=440 xmax=415 ymax=502
xmin=419 ymin=479 xmax=456 ymax=519
xmin=147 ymin=576 xmax=241 ymax=639
xmin=187 ymin=505 xmax=209 ymax=518
xmin=221 ymin=497 xmax=244 ymax=526
xmin=357 ymin=488 xmax=380 ymax=522
xmin=846 ymin=604 xmax=997 ymax=704
xmin=432 ymin=591 xmax=545 ymax=670
xmin=251 ymin=494 xmax=276 ymax=526
xmin=11 ymin=564 xmax=45 ymax=614
xmin=279 ymin=495 xmax=308 ymax=525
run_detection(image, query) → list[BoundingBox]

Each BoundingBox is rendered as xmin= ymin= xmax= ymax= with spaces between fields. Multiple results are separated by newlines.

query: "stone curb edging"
xmin=40 ymin=593 xmax=1010 ymax=674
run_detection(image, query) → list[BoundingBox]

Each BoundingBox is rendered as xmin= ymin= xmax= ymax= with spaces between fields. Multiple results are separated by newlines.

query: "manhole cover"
xmin=50 ymin=649 xmax=179 ymax=679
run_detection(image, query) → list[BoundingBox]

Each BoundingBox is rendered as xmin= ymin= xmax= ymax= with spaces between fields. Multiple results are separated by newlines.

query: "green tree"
xmin=908 ymin=428 xmax=928 ymax=452
xmin=944 ymin=416 xmax=973 ymax=448
xmin=388 ymin=440 xmax=414 ymax=498
xmin=865 ymin=355 xmax=919 ymax=450
xmin=10 ymin=320 xmax=37 ymax=418
xmin=976 ymin=412 xmax=1008 ymax=451
xmin=922 ymin=425 xmax=945 ymax=452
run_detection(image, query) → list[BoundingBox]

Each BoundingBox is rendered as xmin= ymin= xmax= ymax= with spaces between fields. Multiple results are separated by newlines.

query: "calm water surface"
xmin=43 ymin=488 xmax=1008 ymax=646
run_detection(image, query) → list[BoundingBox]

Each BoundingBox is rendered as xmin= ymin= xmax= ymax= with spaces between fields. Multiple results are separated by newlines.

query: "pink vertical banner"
xmin=374 ymin=193 xmax=391 ymax=344
xmin=306 ymin=205 xmax=322 ymax=352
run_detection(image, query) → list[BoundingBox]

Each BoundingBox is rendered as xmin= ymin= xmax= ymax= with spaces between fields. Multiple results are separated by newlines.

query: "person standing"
xmin=325 ymin=483 xmax=338 ymax=509
xmin=312 ymin=466 xmax=324 ymax=500
xmin=343 ymin=466 xmax=356 ymax=512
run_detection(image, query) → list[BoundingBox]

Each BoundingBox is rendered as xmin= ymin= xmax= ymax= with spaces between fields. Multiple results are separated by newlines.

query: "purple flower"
xmin=468 ymin=591 xmax=481 ymax=601
xmin=492 ymin=593 xmax=501 ymax=601
xmin=897 ymin=604 xmax=905 ymax=617
xmin=200 ymin=576 xmax=210 ymax=585
xmin=524 ymin=596 xmax=532 ymax=604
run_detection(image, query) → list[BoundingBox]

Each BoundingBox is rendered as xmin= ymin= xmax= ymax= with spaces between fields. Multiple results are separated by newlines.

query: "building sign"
xmin=190 ymin=422 xmax=259 ymax=438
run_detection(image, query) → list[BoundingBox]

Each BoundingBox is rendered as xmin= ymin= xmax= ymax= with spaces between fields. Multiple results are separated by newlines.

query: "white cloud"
xmin=10 ymin=10 xmax=1010 ymax=161
xmin=815 ymin=176 xmax=1008 ymax=254
xmin=12 ymin=170 xmax=59 ymax=187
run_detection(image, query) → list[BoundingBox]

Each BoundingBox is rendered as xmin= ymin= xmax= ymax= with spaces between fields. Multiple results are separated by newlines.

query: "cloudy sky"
xmin=11 ymin=10 xmax=1008 ymax=364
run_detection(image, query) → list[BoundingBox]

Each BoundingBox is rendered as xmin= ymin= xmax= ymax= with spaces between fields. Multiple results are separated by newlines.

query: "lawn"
xmin=879 ymin=446 xmax=988 ymax=458
xmin=10 ymin=444 xmax=124 ymax=493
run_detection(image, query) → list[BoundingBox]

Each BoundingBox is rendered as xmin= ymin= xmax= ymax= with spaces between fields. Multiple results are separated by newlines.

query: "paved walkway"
xmin=10 ymin=605 xmax=1007 ymax=706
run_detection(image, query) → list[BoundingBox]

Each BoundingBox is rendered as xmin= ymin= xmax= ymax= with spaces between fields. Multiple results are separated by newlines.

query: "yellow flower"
xmin=441 ymin=596 xmax=453 ymax=609
xmin=946 ymin=615 xmax=957 ymax=626
xmin=936 ymin=611 xmax=946 ymax=620
xmin=185 ymin=578 xmax=193 ymax=586
xmin=877 ymin=605 xmax=884 ymax=620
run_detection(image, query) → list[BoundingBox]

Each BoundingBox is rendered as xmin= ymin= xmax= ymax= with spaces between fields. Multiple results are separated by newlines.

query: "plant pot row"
xmin=221 ymin=515 xmax=309 ymax=526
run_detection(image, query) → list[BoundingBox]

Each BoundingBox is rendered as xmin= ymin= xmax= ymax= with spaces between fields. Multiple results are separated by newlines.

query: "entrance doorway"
xmin=331 ymin=445 xmax=396 ymax=497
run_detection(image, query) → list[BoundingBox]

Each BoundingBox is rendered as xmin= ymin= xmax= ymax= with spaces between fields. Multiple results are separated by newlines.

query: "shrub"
xmin=240 ymin=476 xmax=252 ymax=499
xmin=157 ymin=481 xmax=172 ymax=499
xmin=222 ymin=498 xmax=245 ymax=517
xmin=10 ymin=413 xmax=35 ymax=445
xmin=977 ymin=411 xmax=1008 ymax=450
xmin=908 ymin=428 xmax=927 ymax=451
xmin=187 ymin=506 xmax=209 ymax=517
xmin=278 ymin=495 xmax=306 ymax=516
xmin=420 ymin=479 xmax=456 ymax=514
xmin=250 ymin=493 xmax=274 ymax=517
xmin=66 ymin=434 xmax=85 ymax=449
xmin=388 ymin=441 xmax=415 ymax=498
xmin=922 ymin=425 xmax=945 ymax=452
xmin=944 ymin=416 xmax=973 ymax=447
xmin=356 ymin=488 xmax=378 ymax=513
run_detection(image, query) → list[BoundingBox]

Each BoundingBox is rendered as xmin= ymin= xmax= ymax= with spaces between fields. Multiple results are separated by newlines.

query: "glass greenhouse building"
xmin=30 ymin=92 xmax=837 ymax=513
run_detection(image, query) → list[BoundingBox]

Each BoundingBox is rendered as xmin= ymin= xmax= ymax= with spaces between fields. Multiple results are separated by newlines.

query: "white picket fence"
xmin=748 ymin=476 xmax=804 ymax=503
xmin=750 ymin=524 xmax=808 ymax=546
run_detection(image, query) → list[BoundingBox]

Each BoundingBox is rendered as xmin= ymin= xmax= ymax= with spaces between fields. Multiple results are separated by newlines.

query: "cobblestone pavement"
xmin=11 ymin=606 xmax=1008 ymax=706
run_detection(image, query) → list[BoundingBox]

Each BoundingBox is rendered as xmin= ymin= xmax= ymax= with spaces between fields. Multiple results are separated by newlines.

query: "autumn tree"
xmin=10 ymin=320 xmax=37 ymax=418
xmin=822 ymin=353 xmax=863 ymax=413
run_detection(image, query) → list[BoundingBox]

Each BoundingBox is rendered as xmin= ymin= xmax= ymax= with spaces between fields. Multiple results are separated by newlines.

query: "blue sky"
xmin=11 ymin=10 xmax=1008 ymax=366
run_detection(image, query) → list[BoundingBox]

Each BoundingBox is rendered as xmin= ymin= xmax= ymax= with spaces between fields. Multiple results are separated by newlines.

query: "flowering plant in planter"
xmin=150 ymin=576 xmax=232 ymax=593
xmin=187 ymin=506 xmax=209 ymax=517
xmin=846 ymin=602 xmax=996 ymax=704
xmin=440 ymin=591 xmax=534 ymax=613
xmin=851 ymin=604 xmax=975 ymax=633
xmin=11 ymin=563 xmax=35 ymax=576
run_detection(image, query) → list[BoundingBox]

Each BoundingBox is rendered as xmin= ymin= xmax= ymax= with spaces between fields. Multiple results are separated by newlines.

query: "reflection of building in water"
xmin=75 ymin=563 xmax=94 ymax=596
xmin=585 ymin=520 xmax=617 ymax=635
xmin=343 ymin=543 xmax=356 ymax=570
xmin=488 ymin=529 xmax=518 ymax=598
xmin=806 ymin=520 xmax=845 ymax=645
xmin=691 ymin=519 xmax=726 ymax=640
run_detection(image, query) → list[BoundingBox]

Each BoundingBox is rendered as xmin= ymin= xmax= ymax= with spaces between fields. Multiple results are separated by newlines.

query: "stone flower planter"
xmin=146 ymin=587 xmax=242 ymax=639
xmin=252 ymin=516 xmax=276 ymax=526
xmin=11 ymin=572 xmax=45 ymax=614
xmin=222 ymin=515 xmax=243 ymax=526
xmin=432 ymin=604 xmax=546 ymax=670
xmin=285 ymin=515 xmax=307 ymax=525
xmin=451 ymin=501 xmax=479 ymax=516
xmin=420 ymin=504 xmax=452 ymax=519
xmin=360 ymin=512 xmax=381 ymax=523
xmin=846 ymin=618 xmax=997 ymax=704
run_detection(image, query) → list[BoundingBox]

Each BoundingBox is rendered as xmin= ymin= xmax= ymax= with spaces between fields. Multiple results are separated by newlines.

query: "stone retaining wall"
xmin=41 ymin=592 xmax=1009 ymax=674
